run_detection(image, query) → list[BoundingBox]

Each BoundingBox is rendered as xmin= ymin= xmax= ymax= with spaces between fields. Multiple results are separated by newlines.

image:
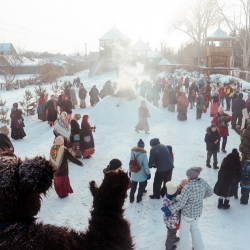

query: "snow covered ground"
xmin=1 ymin=71 xmax=248 ymax=250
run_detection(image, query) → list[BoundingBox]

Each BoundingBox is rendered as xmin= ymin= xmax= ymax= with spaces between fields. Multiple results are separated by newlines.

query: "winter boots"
xmin=218 ymin=199 xmax=230 ymax=209
xmin=217 ymin=199 xmax=224 ymax=209
xmin=223 ymin=199 xmax=230 ymax=209
xmin=213 ymin=163 xmax=219 ymax=170
xmin=206 ymin=163 xmax=212 ymax=168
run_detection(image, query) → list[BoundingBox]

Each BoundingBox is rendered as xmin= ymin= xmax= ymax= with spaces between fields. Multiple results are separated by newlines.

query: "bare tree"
xmin=170 ymin=0 xmax=220 ymax=65
xmin=216 ymin=0 xmax=250 ymax=70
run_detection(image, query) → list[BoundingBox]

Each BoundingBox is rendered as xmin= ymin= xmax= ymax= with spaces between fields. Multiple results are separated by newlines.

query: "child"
xmin=161 ymin=181 xmax=180 ymax=250
xmin=240 ymin=160 xmax=250 ymax=205
xmin=177 ymin=178 xmax=188 ymax=195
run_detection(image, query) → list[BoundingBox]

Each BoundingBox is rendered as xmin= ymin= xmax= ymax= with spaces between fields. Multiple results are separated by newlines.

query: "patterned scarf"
xmin=50 ymin=144 xmax=64 ymax=168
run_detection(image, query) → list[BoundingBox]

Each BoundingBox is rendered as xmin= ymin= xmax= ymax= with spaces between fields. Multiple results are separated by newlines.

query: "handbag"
xmin=129 ymin=152 xmax=141 ymax=173
xmin=74 ymin=134 xmax=80 ymax=141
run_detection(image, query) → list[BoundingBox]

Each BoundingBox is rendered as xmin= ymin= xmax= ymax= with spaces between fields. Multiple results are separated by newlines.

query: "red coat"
xmin=218 ymin=87 xmax=225 ymax=97
xmin=211 ymin=113 xmax=232 ymax=137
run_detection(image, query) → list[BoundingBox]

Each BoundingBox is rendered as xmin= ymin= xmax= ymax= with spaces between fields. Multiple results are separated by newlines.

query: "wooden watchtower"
xmin=204 ymin=28 xmax=235 ymax=75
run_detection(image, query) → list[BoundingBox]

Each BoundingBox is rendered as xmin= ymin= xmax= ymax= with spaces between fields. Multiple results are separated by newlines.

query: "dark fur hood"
xmin=131 ymin=147 xmax=147 ymax=153
xmin=206 ymin=126 xmax=219 ymax=135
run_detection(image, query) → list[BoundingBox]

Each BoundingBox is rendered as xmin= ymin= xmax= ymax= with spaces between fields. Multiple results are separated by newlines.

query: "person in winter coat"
xmin=70 ymin=88 xmax=77 ymax=109
xmin=245 ymin=93 xmax=250 ymax=113
xmin=0 ymin=125 xmax=14 ymax=156
xmin=80 ymin=115 xmax=95 ymax=159
xmin=236 ymin=122 xmax=250 ymax=161
xmin=218 ymin=84 xmax=225 ymax=107
xmin=89 ymin=85 xmax=100 ymax=106
xmin=224 ymin=84 xmax=233 ymax=111
xmin=240 ymin=160 xmax=250 ymax=204
xmin=162 ymin=77 xmax=167 ymax=92
xmin=45 ymin=95 xmax=58 ymax=126
xmin=37 ymin=93 xmax=47 ymax=121
xmin=177 ymin=92 xmax=188 ymax=121
xmin=50 ymin=136 xmax=83 ymax=198
xmin=232 ymin=93 xmax=246 ymax=129
xmin=214 ymin=149 xmax=241 ymax=209
xmin=171 ymin=76 xmax=178 ymax=90
xmin=210 ymin=93 xmax=219 ymax=117
xmin=184 ymin=76 xmax=189 ymax=94
xmin=204 ymin=124 xmax=220 ymax=169
xmin=146 ymin=86 xmax=153 ymax=103
xmin=129 ymin=139 xmax=151 ymax=203
xmin=61 ymin=95 xmax=72 ymax=122
xmin=202 ymin=83 xmax=211 ymax=108
xmin=135 ymin=101 xmax=150 ymax=134
xmin=149 ymin=138 xmax=174 ymax=199
xmin=162 ymin=87 xmax=169 ymax=108
xmin=211 ymin=106 xmax=232 ymax=153
xmin=10 ymin=103 xmax=26 ymax=140
xmin=168 ymin=88 xmax=177 ymax=112
xmin=70 ymin=114 xmax=82 ymax=158
xmin=64 ymin=85 xmax=71 ymax=100
xmin=103 ymin=158 xmax=122 ymax=174
xmin=78 ymin=83 xmax=87 ymax=108
xmin=197 ymin=78 xmax=205 ymax=92
xmin=196 ymin=92 xmax=204 ymax=120
xmin=161 ymin=181 xmax=180 ymax=250
xmin=188 ymin=82 xmax=197 ymax=109
xmin=58 ymin=91 xmax=67 ymax=114
xmin=76 ymin=77 xmax=80 ymax=87
xmin=53 ymin=112 xmax=72 ymax=149
xmin=167 ymin=167 xmax=213 ymax=250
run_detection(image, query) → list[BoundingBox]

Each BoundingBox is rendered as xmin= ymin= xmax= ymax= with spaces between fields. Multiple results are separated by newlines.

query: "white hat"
xmin=166 ymin=181 xmax=178 ymax=196
xmin=0 ymin=124 xmax=8 ymax=134
xmin=218 ymin=106 xmax=224 ymax=112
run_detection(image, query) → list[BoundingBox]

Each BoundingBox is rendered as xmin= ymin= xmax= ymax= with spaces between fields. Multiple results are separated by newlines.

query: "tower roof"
xmin=158 ymin=58 xmax=171 ymax=66
xmin=204 ymin=28 xmax=235 ymax=41
xmin=130 ymin=40 xmax=151 ymax=51
xmin=99 ymin=27 xmax=127 ymax=41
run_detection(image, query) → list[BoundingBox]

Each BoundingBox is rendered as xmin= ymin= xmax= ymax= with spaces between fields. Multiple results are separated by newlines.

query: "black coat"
xmin=232 ymin=93 xmax=246 ymax=115
xmin=70 ymin=120 xmax=80 ymax=142
xmin=89 ymin=88 xmax=100 ymax=104
xmin=61 ymin=100 xmax=72 ymax=114
xmin=214 ymin=153 xmax=241 ymax=197
xmin=79 ymin=88 xmax=87 ymax=100
xmin=65 ymin=88 xmax=71 ymax=99
xmin=80 ymin=124 xmax=95 ymax=150
xmin=45 ymin=100 xmax=57 ymax=122
xmin=204 ymin=127 xmax=220 ymax=151
xmin=168 ymin=90 xmax=177 ymax=104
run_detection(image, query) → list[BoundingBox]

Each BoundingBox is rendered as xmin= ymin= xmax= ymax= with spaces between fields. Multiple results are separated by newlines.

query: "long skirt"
xmin=168 ymin=104 xmax=175 ymax=112
xmin=210 ymin=102 xmax=219 ymax=117
xmin=54 ymin=175 xmax=73 ymax=197
xmin=177 ymin=112 xmax=187 ymax=121
xmin=135 ymin=118 xmax=149 ymax=132
xmin=72 ymin=141 xmax=82 ymax=158
xmin=80 ymin=99 xmax=86 ymax=108
xmin=11 ymin=128 xmax=26 ymax=140
xmin=82 ymin=148 xmax=95 ymax=157
xmin=38 ymin=113 xmax=46 ymax=121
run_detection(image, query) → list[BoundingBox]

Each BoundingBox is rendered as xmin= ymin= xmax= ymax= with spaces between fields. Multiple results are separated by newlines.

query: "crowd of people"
xmin=2 ymin=73 xmax=250 ymax=250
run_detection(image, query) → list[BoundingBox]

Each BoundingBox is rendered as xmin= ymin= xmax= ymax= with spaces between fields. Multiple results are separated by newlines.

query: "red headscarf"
xmin=82 ymin=115 xmax=92 ymax=129
xmin=38 ymin=93 xmax=46 ymax=105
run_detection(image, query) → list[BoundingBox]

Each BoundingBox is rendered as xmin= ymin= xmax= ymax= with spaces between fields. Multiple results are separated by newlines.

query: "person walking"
xmin=50 ymin=136 xmax=83 ymax=198
xmin=37 ymin=93 xmax=47 ymax=121
xmin=129 ymin=139 xmax=151 ymax=203
xmin=224 ymin=83 xmax=233 ymax=111
xmin=78 ymin=83 xmax=87 ymax=108
xmin=58 ymin=91 xmax=66 ymax=114
xmin=214 ymin=149 xmax=241 ymax=209
xmin=240 ymin=160 xmax=250 ymax=205
xmin=61 ymin=95 xmax=73 ymax=122
xmin=232 ymin=93 xmax=246 ymax=129
xmin=210 ymin=93 xmax=219 ymax=117
xmin=236 ymin=121 xmax=250 ymax=161
xmin=10 ymin=103 xmax=26 ymax=140
xmin=162 ymin=87 xmax=169 ymax=108
xmin=89 ymin=85 xmax=100 ymax=106
xmin=45 ymin=95 xmax=58 ymax=127
xmin=148 ymin=138 xmax=174 ymax=199
xmin=218 ymin=84 xmax=225 ymax=107
xmin=177 ymin=92 xmax=188 ymax=121
xmin=188 ymin=82 xmax=197 ymax=109
xmin=167 ymin=167 xmax=213 ymax=250
xmin=196 ymin=92 xmax=204 ymax=120
xmin=204 ymin=124 xmax=220 ymax=169
xmin=70 ymin=87 xmax=77 ymax=109
xmin=70 ymin=114 xmax=82 ymax=158
xmin=184 ymin=76 xmax=189 ymax=94
xmin=80 ymin=115 xmax=95 ymax=159
xmin=211 ymin=106 xmax=232 ymax=153
xmin=135 ymin=101 xmax=150 ymax=134
xmin=168 ymin=88 xmax=177 ymax=112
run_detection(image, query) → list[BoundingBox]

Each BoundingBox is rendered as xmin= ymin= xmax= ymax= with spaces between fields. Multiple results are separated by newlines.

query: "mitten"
xmin=147 ymin=174 xmax=151 ymax=180
xmin=175 ymin=224 xmax=180 ymax=230
xmin=161 ymin=206 xmax=172 ymax=217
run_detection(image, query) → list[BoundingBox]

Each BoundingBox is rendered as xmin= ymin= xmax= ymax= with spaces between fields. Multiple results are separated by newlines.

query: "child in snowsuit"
xmin=240 ymin=160 xmax=250 ymax=204
xmin=161 ymin=181 xmax=180 ymax=250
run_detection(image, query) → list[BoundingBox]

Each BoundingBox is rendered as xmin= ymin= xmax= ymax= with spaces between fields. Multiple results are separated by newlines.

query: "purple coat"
xmin=10 ymin=109 xmax=25 ymax=129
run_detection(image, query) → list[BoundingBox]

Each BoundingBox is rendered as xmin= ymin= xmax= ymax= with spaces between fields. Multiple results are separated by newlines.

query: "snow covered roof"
xmin=0 ymin=43 xmax=16 ymax=55
xmin=130 ymin=40 xmax=151 ymax=51
xmin=158 ymin=58 xmax=171 ymax=66
xmin=99 ymin=27 xmax=127 ymax=41
xmin=205 ymin=28 xmax=235 ymax=41
xmin=146 ymin=51 xmax=162 ymax=59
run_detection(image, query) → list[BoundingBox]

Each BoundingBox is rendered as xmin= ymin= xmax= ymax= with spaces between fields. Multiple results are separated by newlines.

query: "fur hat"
xmin=186 ymin=167 xmax=202 ymax=179
xmin=137 ymin=139 xmax=145 ymax=148
xmin=218 ymin=106 xmax=224 ymax=112
xmin=0 ymin=124 xmax=8 ymax=134
xmin=232 ymin=148 xmax=239 ymax=158
xmin=166 ymin=181 xmax=178 ymax=196
xmin=103 ymin=159 xmax=122 ymax=174
xmin=74 ymin=114 xmax=81 ymax=121
xmin=150 ymin=138 xmax=160 ymax=146
xmin=54 ymin=136 xmax=64 ymax=145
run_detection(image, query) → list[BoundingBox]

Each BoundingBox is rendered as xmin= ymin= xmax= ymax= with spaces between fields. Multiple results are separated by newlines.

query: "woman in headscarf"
xmin=0 ymin=124 xmax=14 ymax=156
xmin=53 ymin=112 xmax=72 ymax=149
xmin=135 ymin=101 xmax=150 ymax=134
xmin=80 ymin=115 xmax=95 ymax=159
xmin=45 ymin=95 xmax=58 ymax=127
xmin=50 ymin=135 xmax=83 ymax=198
xmin=177 ymin=92 xmax=189 ymax=121
xmin=10 ymin=103 xmax=26 ymax=140
xmin=61 ymin=95 xmax=72 ymax=122
xmin=37 ymin=93 xmax=47 ymax=121
xmin=70 ymin=114 xmax=82 ymax=158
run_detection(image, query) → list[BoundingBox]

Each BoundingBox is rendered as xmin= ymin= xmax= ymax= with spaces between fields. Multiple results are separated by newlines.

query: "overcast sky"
xmin=0 ymin=0 xmax=197 ymax=54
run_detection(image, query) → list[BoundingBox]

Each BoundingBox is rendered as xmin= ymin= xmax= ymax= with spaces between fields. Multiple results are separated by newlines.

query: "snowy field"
xmin=1 ymin=71 xmax=248 ymax=250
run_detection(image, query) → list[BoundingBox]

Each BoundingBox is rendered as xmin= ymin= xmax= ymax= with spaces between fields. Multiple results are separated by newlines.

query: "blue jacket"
xmin=241 ymin=160 xmax=250 ymax=189
xmin=232 ymin=93 xmax=246 ymax=116
xmin=149 ymin=139 xmax=174 ymax=172
xmin=130 ymin=147 xmax=150 ymax=182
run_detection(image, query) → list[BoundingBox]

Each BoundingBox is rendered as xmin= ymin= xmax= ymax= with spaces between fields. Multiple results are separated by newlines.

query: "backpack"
xmin=129 ymin=151 xmax=141 ymax=173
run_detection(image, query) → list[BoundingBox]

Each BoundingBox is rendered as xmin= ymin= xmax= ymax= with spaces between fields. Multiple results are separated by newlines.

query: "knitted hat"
xmin=54 ymin=136 xmax=64 ymax=146
xmin=137 ymin=139 xmax=145 ymax=148
xmin=186 ymin=167 xmax=202 ymax=179
xmin=166 ymin=181 xmax=178 ymax=196
xmin=218 ymin=106 xmax=224 ymax=112
xmin=150 ymin=138 xmax=160 ymax=146
xmin=109 ymin=159 xmax=122 ymax=170
xmin=0 ymin=124 xmax=8 ymax=134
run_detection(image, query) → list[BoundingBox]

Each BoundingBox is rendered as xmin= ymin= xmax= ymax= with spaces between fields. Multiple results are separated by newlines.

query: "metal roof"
xmin=99 ymin=27 xmax=127 ymax=41
xmin=130 ymin=40 xmax=151 ymax=51
xmin=205 ymin=28 xmax=235 ymax=41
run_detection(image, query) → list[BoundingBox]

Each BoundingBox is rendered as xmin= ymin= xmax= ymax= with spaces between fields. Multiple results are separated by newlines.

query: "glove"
xmin=161 ymin=206 xmax=172 ymax=217
xmin=129 ymin=172 xmax=131 ymax=177
xmin=147 ymin=174 xmax=151 ymax=180
xmin=175 ymin=224 xmax=180 ymax=230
